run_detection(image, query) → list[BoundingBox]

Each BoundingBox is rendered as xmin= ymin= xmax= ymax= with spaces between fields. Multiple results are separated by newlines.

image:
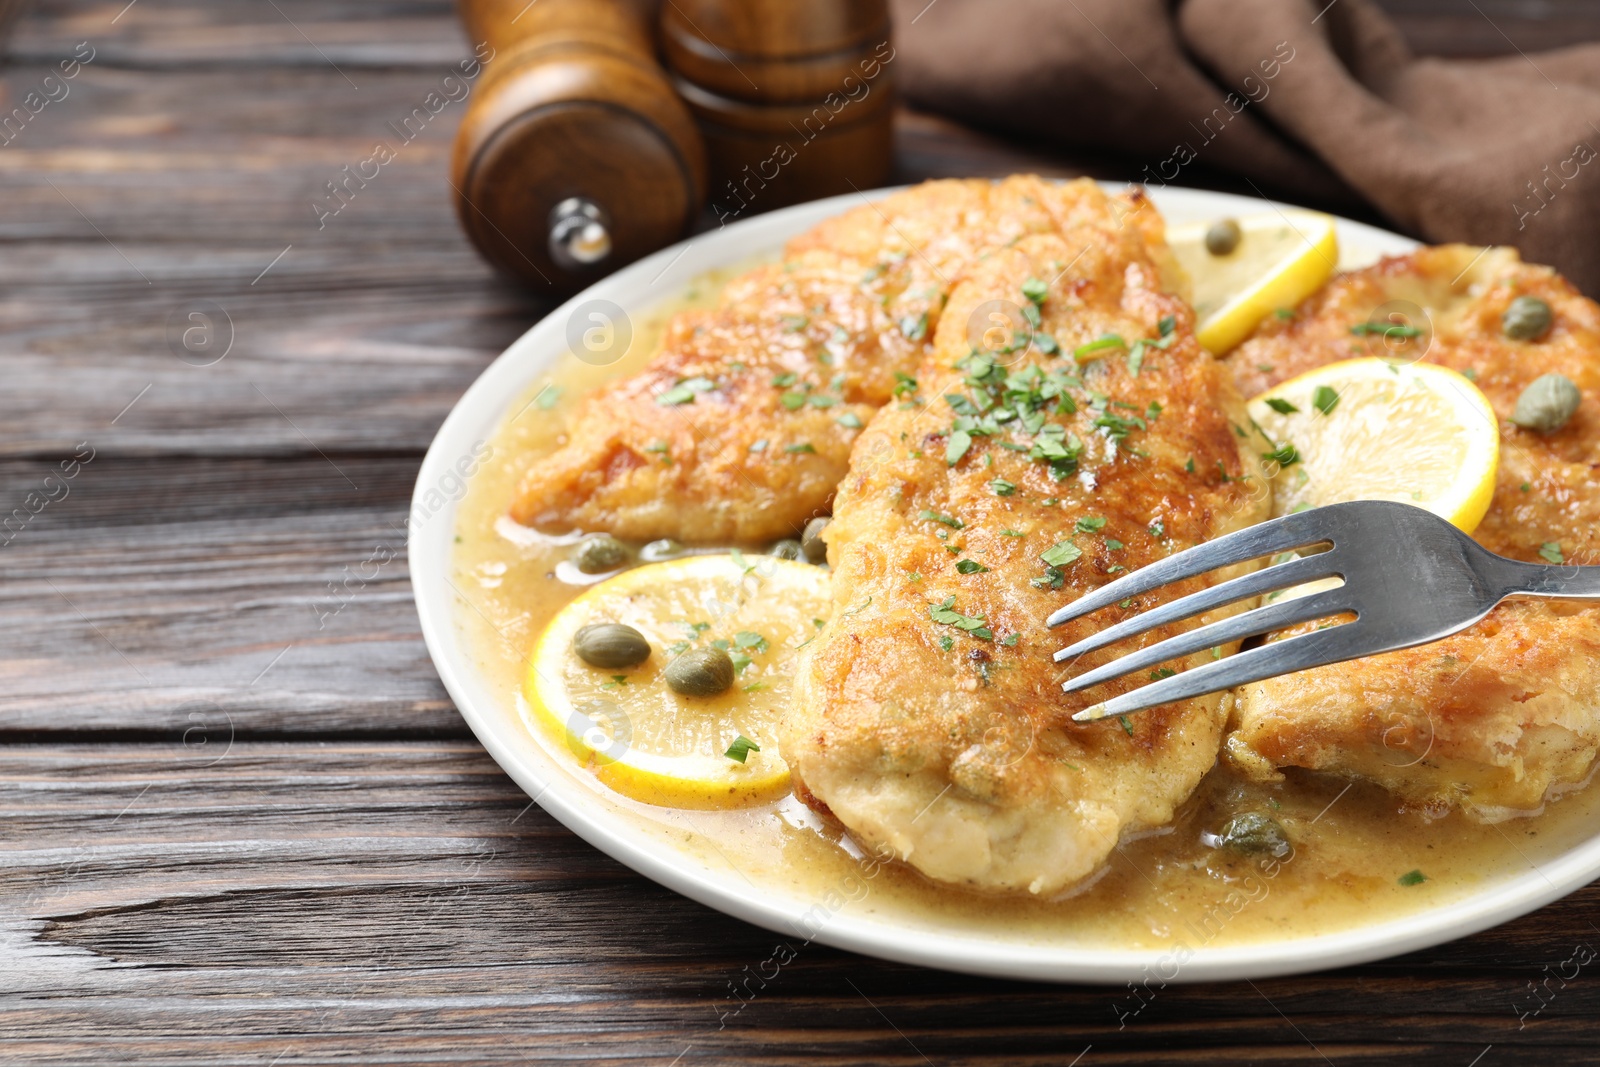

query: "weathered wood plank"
xmin=0 ymin=455 xmax=465 ymax=736
xmin=9 ymin=0 xmax=469 ymax=70
xmin=3 ymin=743 xmax=1599 ymax=1066
xmin=0 ymin=52 xmax=554 ymax=458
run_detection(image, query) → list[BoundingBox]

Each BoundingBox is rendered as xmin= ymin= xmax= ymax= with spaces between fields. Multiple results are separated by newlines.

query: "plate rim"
xmin=410 ymin=181 xmax=1599 ymax=983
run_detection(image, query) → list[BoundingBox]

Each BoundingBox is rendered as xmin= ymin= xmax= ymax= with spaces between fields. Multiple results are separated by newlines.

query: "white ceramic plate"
xmin=411 ymin=183 xmax=1599 ymax=983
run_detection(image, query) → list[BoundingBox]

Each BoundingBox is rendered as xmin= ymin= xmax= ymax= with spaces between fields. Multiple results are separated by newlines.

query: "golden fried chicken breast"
xmin=1226 ymin=246 xmax=1600 ymax=822
xmin=784 ymin=184 xmax=1270 ymax=895
xmin=512 ymin=176 xmax=1175 ymax=544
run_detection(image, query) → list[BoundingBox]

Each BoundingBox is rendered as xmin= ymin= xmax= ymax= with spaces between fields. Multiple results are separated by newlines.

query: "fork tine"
xmin=1044 ymin=507 xmax=1335 ymax=629
xmin=1060 ymin=588 xmax=1349 ymax=693
xmin=1052 ymin=552 xmax=1343 ymax=663
xmin=1072 ymin=626 xmax=1357 ymax=722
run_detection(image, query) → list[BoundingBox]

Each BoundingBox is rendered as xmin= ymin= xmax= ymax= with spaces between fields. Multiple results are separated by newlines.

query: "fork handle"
xmin=1505 ymin=559 xmax=1600 ymax=600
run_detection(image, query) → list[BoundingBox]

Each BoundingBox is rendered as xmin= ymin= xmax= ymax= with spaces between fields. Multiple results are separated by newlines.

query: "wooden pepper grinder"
xmin=452 ymin=0 xmax=708 ymax=294
xmin=660 ymin=0 xmax=894 ymax=220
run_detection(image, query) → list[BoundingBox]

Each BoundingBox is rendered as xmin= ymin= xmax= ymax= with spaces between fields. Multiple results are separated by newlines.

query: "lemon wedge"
xmin=1246 ymin=358 xmax=1500 ymax=534
xmin=526 ymin=554 xmax=830 ymax=808
xmin=1169 ymin=212 xmax=1339 ymax=354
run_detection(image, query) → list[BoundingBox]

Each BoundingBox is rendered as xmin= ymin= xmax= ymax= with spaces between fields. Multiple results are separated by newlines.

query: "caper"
xmin=769 ymin=538 xmax=804 ymax=561
xmin=575 ymin=534 xmax=629 ymax=574
xmin=801 ymin=516 xmax=831 ymax=564
xmin=572 ymin=623 xmax=650 ymax=669
xmin=1511 ymin=372 xmax=1581 ymax=433
xmin=1216 ymin=812 xmax=1290 ymax=857
xmin=1502 ymin=295 xmax=1553 ymax=341
xmin=664 ymin=646 xmax=735 ymax=697
xmin=1205 ymin=218 xmax=1242 ymax=256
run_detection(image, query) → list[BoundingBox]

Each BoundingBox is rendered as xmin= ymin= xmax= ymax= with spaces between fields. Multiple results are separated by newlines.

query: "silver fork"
xmin=1047 ymin=499 xmax=1600 ymax=723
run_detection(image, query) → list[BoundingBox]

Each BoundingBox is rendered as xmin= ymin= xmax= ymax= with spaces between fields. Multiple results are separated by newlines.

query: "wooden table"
xmin=5 ymin=2 xmax=1600 ymax=1063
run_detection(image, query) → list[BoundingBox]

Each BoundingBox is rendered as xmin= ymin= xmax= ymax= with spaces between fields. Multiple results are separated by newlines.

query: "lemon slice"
xmin=526 ymin=554 xmax=830 ymax=809
xmin=1246 ymin=358 xmax=1499 ymax=533
xmin=1168 ymin=212 xmax=1339 ymax=354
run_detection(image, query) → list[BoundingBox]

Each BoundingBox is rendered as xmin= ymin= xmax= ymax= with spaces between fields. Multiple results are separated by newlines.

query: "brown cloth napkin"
xmin=890 ymin=0 xmax=1600 ymax=294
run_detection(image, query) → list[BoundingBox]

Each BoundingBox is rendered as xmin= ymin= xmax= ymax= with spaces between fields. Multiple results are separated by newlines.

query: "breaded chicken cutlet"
xmin=1226 ymin=246 xmax=1600 ymax=822
xmin=783 ymin=182 xmax=1270 ymax=895
xmin=512 ymin=177 xmax=1174 ymax=544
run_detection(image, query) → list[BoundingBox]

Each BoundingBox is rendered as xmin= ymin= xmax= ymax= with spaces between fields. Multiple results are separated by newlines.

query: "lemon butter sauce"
xmin=448 ymin=276 xmax=1600 ymax=954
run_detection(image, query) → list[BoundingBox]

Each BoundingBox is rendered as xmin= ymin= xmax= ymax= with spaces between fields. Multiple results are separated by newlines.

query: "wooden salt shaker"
xmin=452 ymin=0 xmax=708 ymax=294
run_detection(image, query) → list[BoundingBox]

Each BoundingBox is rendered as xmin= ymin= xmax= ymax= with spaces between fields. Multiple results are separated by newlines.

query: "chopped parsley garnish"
xmin=1073 ymin=333 xmax=1126 ymax=361
xmin=946 ymin=429 xmax=972 ymax=466
xmin=1262 ymin=443 xmax=1300 ymax=466
xmin=929 ymin=596 xmax=992 ymax=640
xmin=1397 ymin=869 xmax=1427 ymax=886
xmin=1000 ymin=529 xmax=1024 ymax=537
xmin=785 ymin=442 xmax=816 ymax=454
xmin=780 ymin=391 xmax=806 ymax=410
xmin=535 ymin=385 xmax=562 ymax=410
xmin=806 ymin=394 xmax=837 ymax=409
xmin=1093 ymin=411 xmax=1146 ymax=441
xmin=1149 ymin=667 xmax=1176 ymax=680
xmin=1040 ymin=540 xmax=1081 ymax=567
xmin=772 ymin=371 xmax=798 ymax=387
xmin=990 ymin=478 xmax=1016 ymax=496
xmin=1312 ymin=385 xmax=1339 ymax=415
xmin=1275 ymin=308 xmax=1295 ymax=321
xmin=938 ymin=355 xmax=1094 ymax=477
xmin=919 ymin=510 xmax=964 ymax=529
xmin=1350 ymin=322 xmax=1423 ymax=339
xmin=1119 ymin=715 xmax=1134 ymax=736
xmin=938 ymin=634 xmax=954 ymax=651
xmin=1184 ymin=456 xmax=1196 ymax=473
xmin=837 ymin=411 xmax=863 ymax=429
xmin=1263 ymin=397 xmax=1299 ymax=415
xmin=748 ymin=439 xmax=768 ymax=453
xmin=1035 ymin=333 xmax=1060 ymax=356
xmin=733 ymin=631 xmax=769 ymax=654
xmin=1021 ymin=277 xmax=1049 ymax=304
xmin=725 ymin=735 xmax=761 ymax=763
xmin=1105 ymin=538 xmax=1124 ymax=550
xmin=1076 ymin=516 xmax=1106 ymax=533
xmin=955 ymin=559 xmax=989 ymax=574
xmin=1158 ymin=315 xmax=1176 ymax=337
xmin=1002 ymin=633 xmax=1019 ymax=647
xmin=1540 ymin=542 xmax=1565 ymax=564
xmin=656 ymin=376 xmax=715 ymax=405
xmin=1149 ymin=521 xmax=1166 ymax=538
xmin=899 ymin=312 xmax=928 ymax=342
xmin=893 ymin=371 xmax=919 ymax=397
